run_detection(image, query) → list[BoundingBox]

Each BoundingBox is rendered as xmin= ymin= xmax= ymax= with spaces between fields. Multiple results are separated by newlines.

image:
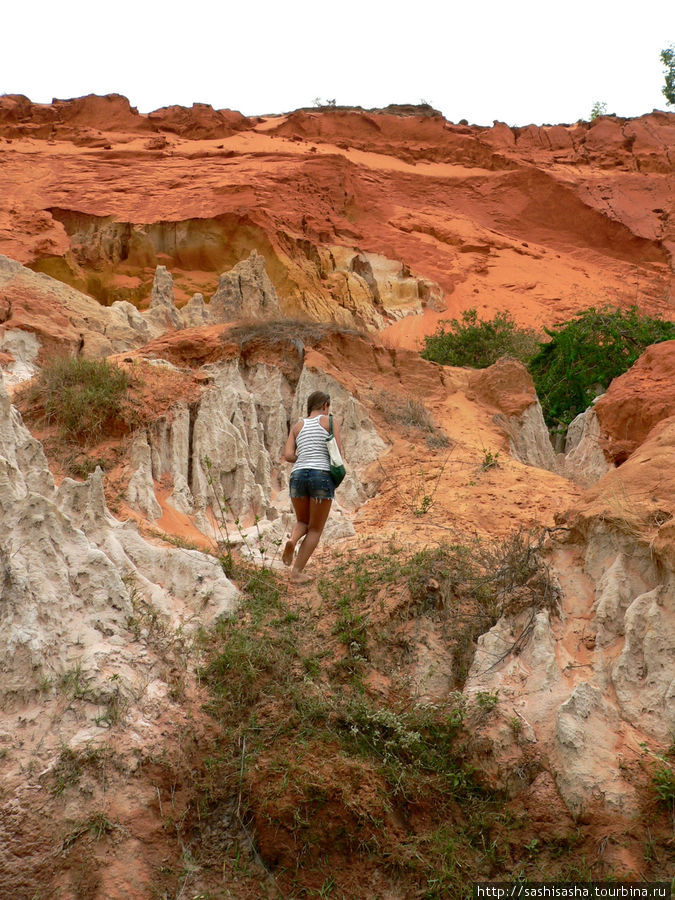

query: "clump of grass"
xmin=373 ymin=390 xmax=450 ymax=448
xmin=480 ymin=449 xmax=500 ymax=471
xmin=23 ymin=356 xmax=131 ymax=443
xmin=226 ymin=317 xmax=368 ymax=348
xmin=475 ymin=691 xmax=499 ymax=712
xmin=647 ymin=742 xmax=675 ymax=818
xmin=198 ymin=563 xmax=292 ymax=713
xmin=318 ymin=548 xmax=405 ymax=674
xmin=62 ymin=812 xmax=121 ymax=852
xmin=58 ymin=662 xmax=90 ymax=700
xmin=201 ymin=619 xmax=294 ymax=709
xmin=337 ymin=696 xmax=470 ymax=786
xmin=405 ymin=530 xmax=560 ymax=684
xmin=48 ymin=744 xmax=115 ymax=796
xmin=509 ymin=715 xmax=523 ymax=736
xmin=652 ymin=762 xmax=675 ymax=807
xmin=63 ymin=453 xmax=109 ymax=480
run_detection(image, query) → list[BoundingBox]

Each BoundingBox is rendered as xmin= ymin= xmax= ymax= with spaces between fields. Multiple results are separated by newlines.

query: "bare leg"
xmin=291 ymin=498 xmax=332 ymax=579
xmin=284 ymin=497 xmax=310 ymax=566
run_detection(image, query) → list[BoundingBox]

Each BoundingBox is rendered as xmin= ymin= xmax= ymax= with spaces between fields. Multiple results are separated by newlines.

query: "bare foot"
xmin=282 ymin=540 xmax=295 ymax=567
xmin=290 ymin=570 xmax=314 ymax=585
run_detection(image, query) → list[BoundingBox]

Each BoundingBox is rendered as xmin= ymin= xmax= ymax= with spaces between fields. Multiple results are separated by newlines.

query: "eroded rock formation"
xmin=464 ymin=368 xmax=674 ymax=820
xmin=594 ymin=340 xmax=675 ymax=463
xmin=0 ymin=378 xmax=237 ymax=705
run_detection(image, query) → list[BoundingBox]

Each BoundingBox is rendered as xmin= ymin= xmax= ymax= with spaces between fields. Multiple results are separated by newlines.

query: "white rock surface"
xmin=0 ymin=380 xmax=238 ymax=705
xmin=124 ymin=359 xmax=386 ymax=539
xmin=496 ymin=397 xmax=613 ymax=488
xmin=107 ymin=299 xmax=152 ymax=346
xmin=190 ymin=362 xmax=278 ymax=526
xmin=591 ymin=554 xmax=647 ymax=647
xmin=463 ymin=525 xmax=672 ymax=818
xmin=146 ymin=265 xmax=182 ymax=336
xmin=554 ymin=682 xmax=633 ymax=814
xmin=561 ymin=407 xmax=612 ymax=486
xmin=126 ymin=431 xmax=163 ymax=519
xmin=494 ymin=401 xmax=560 ymax=472
xmin=611 ymin=585 xmax=675 ymax=742
xmin=208 ymin=250 xmax=280 ymax=322
xmin=180 ymin=292 xmax=211 ymax=328
xmin=0 ymin=328 xmax=40 ymax=386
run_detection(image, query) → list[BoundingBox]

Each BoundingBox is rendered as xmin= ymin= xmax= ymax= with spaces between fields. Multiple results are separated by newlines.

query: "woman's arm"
xmin=282 ymin=421 xmax=300 ymax=463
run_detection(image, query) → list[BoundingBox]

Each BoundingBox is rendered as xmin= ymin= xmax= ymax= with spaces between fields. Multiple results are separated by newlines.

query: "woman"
xmin=282 ymin=391 xmax=344 ymax=584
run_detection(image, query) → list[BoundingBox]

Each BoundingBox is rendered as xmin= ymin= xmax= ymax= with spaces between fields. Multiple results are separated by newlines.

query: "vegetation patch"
xmin=652 ymin=760 xmax=675 ymax=810
xmin=62 ymin=811 xmax=122 ymax=852
xmin=46 ymin=744 xmax=117 ymax=797
xmin=19 ymin=355 xmax=132 ymax=443
xmin=225 ymin=317 xmax=368 ymax=348
xmin=163 ymin=533 xmax=632 ymax=897
xmin=373 ymin=389 xmax=450 ymax=448
xmin=528 ymin=305 xmax=675 ymax=433
xmin=402 ymin=531 xmax=559 ymax=685
xmin=419 ymin=305 xmax=675 ymax=439
xmin=421 ymin=308 xmax=540 ymax=369
xmin=318 ymin=546 xmax=405 ymax=675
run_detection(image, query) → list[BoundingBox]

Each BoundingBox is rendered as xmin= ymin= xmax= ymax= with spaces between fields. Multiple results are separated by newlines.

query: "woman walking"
xmin=282 ymin=391 xmax=343 ymax=584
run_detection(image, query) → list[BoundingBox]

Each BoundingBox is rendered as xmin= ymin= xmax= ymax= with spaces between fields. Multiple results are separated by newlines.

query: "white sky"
xmin=2 ymin=0 xmax=673 ymax=126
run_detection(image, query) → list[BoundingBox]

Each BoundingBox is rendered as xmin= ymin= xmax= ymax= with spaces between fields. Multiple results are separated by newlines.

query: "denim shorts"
xmin=289 ymin=468 xmax=335 ymax=500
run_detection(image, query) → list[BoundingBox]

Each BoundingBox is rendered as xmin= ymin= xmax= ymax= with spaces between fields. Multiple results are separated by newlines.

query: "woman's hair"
xmin=306 ymin=391 xmax=330 ymax=415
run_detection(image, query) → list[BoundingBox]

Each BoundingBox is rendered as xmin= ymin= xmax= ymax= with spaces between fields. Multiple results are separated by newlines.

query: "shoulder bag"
xmin=326 ymin=414 xmax=346 ymax=487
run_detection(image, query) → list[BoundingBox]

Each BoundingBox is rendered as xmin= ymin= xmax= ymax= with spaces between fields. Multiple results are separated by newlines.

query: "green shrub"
xmin=527 ymin=306 xmax=675 ymax=433
xmin=652 ymin=762 xmax=675 ymax=807
xmin=590 ymin=100 xmax=608 ymax=120
xmin=421 ymin=309 xmax=540 ymax=369
xmin=337 ymin=696 xmax=469 ymax=784
xmin=32 ymin=356 xmax=132 ymax=443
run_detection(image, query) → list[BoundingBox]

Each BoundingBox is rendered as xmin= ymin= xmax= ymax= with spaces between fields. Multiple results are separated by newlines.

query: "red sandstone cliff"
xmin=0 ymin=94 xmax=672 ymax=343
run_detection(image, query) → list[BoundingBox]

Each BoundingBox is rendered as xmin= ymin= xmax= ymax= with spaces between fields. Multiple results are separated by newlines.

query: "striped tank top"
xmin=291 ymin=416 xmax=331 ymax=473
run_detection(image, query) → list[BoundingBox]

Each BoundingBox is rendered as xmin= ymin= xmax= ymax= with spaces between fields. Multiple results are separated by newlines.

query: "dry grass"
xmin=225 ymin=317 xmax=369 ymax=348
xmin=373 ymin=389 xmax=450 ymax=448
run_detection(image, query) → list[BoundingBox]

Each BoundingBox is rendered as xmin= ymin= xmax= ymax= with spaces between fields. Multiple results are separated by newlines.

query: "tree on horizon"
xmin=661 ymin=44 xmax=675 ymax=106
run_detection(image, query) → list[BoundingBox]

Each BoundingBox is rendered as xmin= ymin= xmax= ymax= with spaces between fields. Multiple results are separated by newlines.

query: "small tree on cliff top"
xmin=590 ymin=100 xmax=608 ymax=120
xmin=661 ymin=44 xmax=675 ymax=106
